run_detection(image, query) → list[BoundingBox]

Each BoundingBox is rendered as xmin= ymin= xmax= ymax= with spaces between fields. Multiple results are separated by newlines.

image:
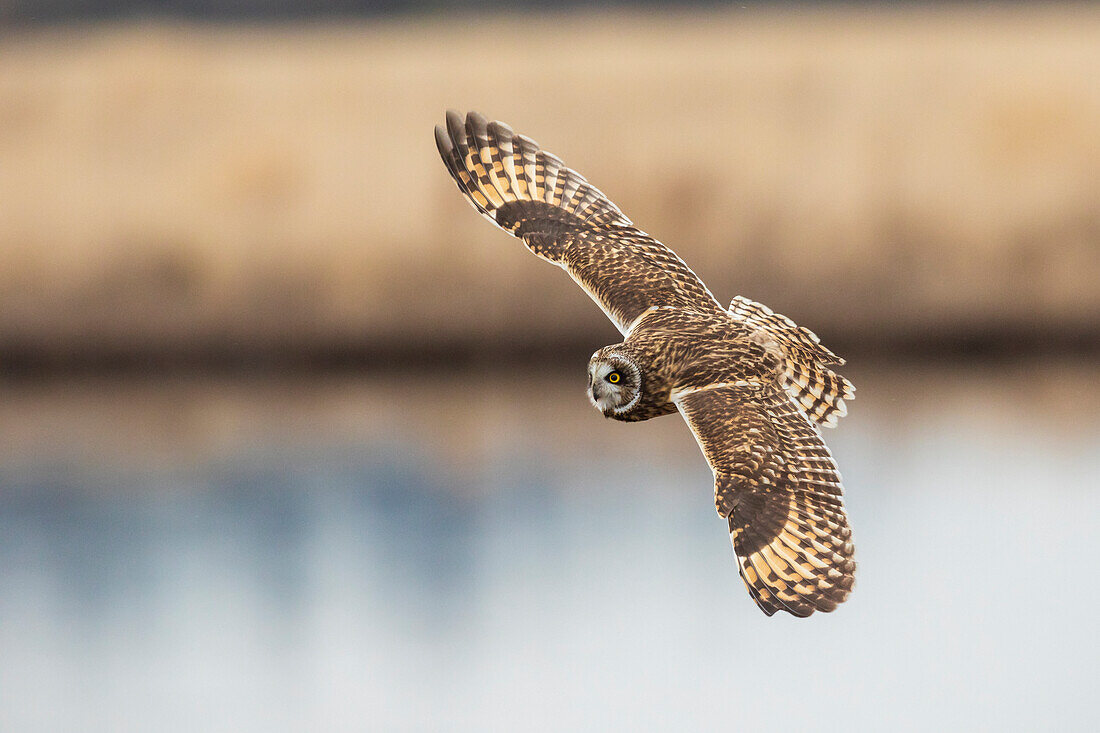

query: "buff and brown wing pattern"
xmin=435 ymin=110 xmax=723 ymax=334
xmin=435 ymin=111 xmax=857 ymax=617
xmin=676 ymin=384 xmax=855 ymax=616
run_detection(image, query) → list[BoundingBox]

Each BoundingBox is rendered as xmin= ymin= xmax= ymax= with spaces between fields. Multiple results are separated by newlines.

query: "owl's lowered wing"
xmin=674 ymin=382 xmax=856 ymax=617
xmin=435 ymin=110 xmax=724 ymax=334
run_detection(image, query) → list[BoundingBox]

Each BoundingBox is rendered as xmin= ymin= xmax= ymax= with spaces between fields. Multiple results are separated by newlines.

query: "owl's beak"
xmin=589 ymin=380 xmax=604 ymax=407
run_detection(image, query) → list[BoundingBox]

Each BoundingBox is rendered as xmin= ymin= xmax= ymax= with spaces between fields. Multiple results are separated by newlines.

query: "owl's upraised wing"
xmin=674 ymin=382 xmax=856 ymax=617
xmin=435 ymin=111 xmax=724 ymax=335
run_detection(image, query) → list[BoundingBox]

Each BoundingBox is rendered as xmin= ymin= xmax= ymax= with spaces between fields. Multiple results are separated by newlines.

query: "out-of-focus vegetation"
xmin=1 ymin=6 xmax=1097 ymax=368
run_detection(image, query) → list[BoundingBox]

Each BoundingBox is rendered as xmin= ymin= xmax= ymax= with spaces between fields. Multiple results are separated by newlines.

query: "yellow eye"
xmin=607 ymin=371 xmax=621 ymax=384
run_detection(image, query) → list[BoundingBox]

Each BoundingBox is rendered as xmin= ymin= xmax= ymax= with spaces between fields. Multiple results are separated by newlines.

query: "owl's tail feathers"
xmin=730 ymin=295 xmax=855 ymax=428
xmin=785 ymin=364 xmax=855 ymax=429
xmin=435 ymin=110 xmax=633 ymax=237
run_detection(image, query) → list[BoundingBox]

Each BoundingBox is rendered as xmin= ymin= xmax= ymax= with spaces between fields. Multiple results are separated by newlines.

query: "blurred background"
xmin=1 ymin=1 xmax=1098 ymax=731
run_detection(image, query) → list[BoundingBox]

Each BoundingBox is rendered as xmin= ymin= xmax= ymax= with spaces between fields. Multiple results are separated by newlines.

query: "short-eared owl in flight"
xmin=435 ymin=111 xmax=856 ymax=617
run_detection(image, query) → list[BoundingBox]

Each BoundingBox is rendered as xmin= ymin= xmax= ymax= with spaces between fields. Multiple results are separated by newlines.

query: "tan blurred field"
xmin=1 ymin=5 xmax=1098 ymax=365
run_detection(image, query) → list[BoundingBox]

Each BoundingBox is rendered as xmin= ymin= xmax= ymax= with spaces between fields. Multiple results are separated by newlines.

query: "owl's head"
xmin=587 ymin=347 xmax=642 ymax=418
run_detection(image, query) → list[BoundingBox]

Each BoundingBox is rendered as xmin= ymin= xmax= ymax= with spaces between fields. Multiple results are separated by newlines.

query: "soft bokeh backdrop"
xmin=2 ymin=5 xmax=1098 ymax=364
xmin=1 ymin=3 xmax=1098 ymax=732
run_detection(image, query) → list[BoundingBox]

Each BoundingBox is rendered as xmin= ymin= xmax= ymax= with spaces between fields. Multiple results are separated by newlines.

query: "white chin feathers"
xmin=591 ymin=389 xmax=621 ymax=413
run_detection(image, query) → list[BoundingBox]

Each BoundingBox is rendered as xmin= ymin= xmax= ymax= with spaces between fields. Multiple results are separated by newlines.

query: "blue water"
xmin=1 ymin=365 xmax=1097 ymax=731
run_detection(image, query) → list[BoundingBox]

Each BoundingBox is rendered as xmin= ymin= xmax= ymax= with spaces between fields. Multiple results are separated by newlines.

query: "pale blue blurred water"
xmin=0 ymin=364 xmax=1097 ymax=731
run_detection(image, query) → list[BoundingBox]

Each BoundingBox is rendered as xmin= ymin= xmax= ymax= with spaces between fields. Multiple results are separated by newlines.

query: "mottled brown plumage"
xmin=435 ymin=110 xmax=857 ymax=617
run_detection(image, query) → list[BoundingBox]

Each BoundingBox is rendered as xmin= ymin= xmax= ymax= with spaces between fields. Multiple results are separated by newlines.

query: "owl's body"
xmin=436 ymin=111 xmax=857 ymax=617
xmin=589 ymin=307 xmax=780 ymax=421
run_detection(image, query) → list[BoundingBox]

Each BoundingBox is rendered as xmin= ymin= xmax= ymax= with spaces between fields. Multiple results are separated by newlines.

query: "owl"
xmin=435 ymin=111 xmax=856 ymax=617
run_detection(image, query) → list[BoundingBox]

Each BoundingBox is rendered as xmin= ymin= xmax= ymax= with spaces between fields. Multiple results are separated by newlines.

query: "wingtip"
xmin=487 ymin=118 xmax=515 ymax=140
xmin=465 ymin=110 xmax=489 ymax=128
xmin=434 ymin=124 xmax=452 ymax=156
xmin=464 ymin=110 xmax=490 ymax=143
xmin=445 ymin=109 xmax=466 ymax=147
